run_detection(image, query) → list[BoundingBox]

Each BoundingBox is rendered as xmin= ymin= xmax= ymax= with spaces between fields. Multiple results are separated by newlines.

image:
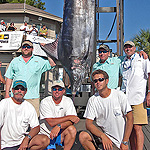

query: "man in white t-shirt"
xmin=20 ymin=22 xmax=29 ymax=34
xmin=79 ymin=69 xmax=133 ymax=150
xmin=0 ymin=80 xmax=50 ymax=150
xmin=40 ymin=80 xmax=80 ymax=150
xmin=29 ymin=24 xmax=38 ymax=36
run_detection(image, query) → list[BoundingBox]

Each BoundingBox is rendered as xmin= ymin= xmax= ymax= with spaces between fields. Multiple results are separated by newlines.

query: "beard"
xmin=14 ymin=92 xmax=24 ymax=102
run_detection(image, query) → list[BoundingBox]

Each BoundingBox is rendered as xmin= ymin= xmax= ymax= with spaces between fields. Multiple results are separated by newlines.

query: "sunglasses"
xmin=22 ymin=45 xmax=32 ymax=49
xmin=93 ymin=78 xmax=105 ymax=83
xmin=52 ymin=87 xmax=63 ymax=91
xmin=14 ymin=87 xmax=26 ymax=91
xmin=99 ymin=50 xmax=109 ymax=54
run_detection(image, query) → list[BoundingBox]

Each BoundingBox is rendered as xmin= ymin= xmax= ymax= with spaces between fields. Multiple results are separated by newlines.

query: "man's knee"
xmin=67 ymin=125 xmax=77 ymax=136
xmin=79 ymin=131 xmax=91 ymax=143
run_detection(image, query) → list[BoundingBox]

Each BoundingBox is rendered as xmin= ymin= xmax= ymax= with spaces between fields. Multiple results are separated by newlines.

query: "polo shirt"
xmin=121 ymin=53 xmax=150 ymax=105
xmin=5 ymin=55 xmax=53 ymax=99
xmin=92 ymin=56 xmax=124 ymax=89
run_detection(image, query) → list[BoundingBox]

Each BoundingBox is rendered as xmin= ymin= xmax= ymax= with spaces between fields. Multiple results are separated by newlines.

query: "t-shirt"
xmin=84 ymin=89 xmax=132 ymax=148
xmin=0 ymin=97 xmax=39 ymax=149
xmin=40 ymin=95 xmax=77 ymax=138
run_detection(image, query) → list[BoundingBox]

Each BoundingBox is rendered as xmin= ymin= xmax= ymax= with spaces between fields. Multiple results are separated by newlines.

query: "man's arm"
xmin=18 ymin=125 xmax=40 ymax=150
xmin=48 ymin=57 xmax=56 ymax=68
xmin=5 ymin=78 xmax=13 ymax=98
xmin=45 ymin=115 xmax=80 ymax=128
xmin=45 ymin=115 xmax=80 ymax=140
xmin=86 ymin=119 xmax=113 ymax=150
xmin=0 ymin=71 xmax=5 ymax=84
xmin=120 ymin=111 xmax=133 ymax=150
xmin=146 ymin=73 xmax=150 ymax=107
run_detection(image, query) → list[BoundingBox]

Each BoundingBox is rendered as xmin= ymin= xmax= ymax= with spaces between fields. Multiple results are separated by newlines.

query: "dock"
xmin=57 ymin=117 xmax=150 ymax=150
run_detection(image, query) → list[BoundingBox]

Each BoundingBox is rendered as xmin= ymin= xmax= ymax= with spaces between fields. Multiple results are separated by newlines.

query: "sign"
xmin=0 ymin=31 xmax=24 ymax=50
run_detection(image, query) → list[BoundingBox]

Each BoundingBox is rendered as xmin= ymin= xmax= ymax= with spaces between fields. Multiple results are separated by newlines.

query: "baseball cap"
xmin=22 ymin=40 xmax=33 ymax=47
xmin=52 ymin=80 xmax=65 ymax=88
xmin=98 ymin=44 xmax=110 ymax=51
xmin=124 ymin=41 xmax=135 ymax=47
xmin=13 ymin=80 xmax=27 ymax=89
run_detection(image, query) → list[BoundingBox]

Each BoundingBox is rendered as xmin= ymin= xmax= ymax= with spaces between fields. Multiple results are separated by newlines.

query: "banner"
xmin=0 ymin=31 xmax=24 ymax=50
xmin=26 ymin=34 xmax=54 ymax=57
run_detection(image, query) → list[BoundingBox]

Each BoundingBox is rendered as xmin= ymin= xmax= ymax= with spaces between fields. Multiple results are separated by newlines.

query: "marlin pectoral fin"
xmin=40 ymin=35 xmax=59 ymax=59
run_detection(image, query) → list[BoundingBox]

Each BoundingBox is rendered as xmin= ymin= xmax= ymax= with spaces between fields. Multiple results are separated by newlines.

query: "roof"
xmin=0 ymin=3 xmax=63 ymax=23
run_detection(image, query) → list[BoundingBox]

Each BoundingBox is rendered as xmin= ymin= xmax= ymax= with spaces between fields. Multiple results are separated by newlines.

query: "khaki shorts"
xmin=25 ymin=98 xmax=40 ymax=117
xmin=131 ymin=102 xmax=148 ymax=125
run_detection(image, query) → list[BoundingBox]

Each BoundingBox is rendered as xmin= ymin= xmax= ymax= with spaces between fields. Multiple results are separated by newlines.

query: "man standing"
xmin=5 ymin=40 xmax=56 ymax=116
xmin=121 ymin=41 xmax=150 ymax=150
xmin=40 ymin=80 xmax=80 ymax=150
xmin=79 ymin=69 xmax=133 ymax=150
xmin=92 ymin=44 xmax=147 ymax=89
xmin=0 ymin=80 xmax=50 ymax=150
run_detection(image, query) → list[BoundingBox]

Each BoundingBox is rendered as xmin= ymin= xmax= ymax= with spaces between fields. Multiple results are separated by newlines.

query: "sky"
xmin=41 ymin=0 xmax=150 ymax=54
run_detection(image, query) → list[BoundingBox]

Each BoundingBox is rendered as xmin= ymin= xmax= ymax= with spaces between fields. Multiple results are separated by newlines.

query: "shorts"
xmin=25 ymin=98 xmax=40 ymax=117
xmin=131 ymin=102 xmax=148 ymax=125
xmin=44 ymin=130 xmax=63 ymax=150
xmin=84 ymin=128 xmax=119 ymax=150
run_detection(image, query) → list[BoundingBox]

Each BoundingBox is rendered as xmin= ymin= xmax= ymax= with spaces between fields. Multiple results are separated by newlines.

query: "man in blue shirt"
xmin=92 ymin=44 xmax=147 ymax=89
xmin=5 ymin=40 xmax=56 ymax=116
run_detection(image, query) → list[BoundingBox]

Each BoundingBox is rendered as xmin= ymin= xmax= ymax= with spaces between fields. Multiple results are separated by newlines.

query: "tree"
xmin=0 ymin=0 xmax=46 ymax=10
xmin=131 ymin=29 xmax=150 ymax=57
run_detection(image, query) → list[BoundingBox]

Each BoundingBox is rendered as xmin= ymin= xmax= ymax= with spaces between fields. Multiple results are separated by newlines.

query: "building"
xmin=0 ymin=3 xmax=63 ymax=98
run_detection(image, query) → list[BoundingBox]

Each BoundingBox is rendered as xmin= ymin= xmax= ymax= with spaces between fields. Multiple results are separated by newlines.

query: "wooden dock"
xmin=143 ymin=117 xmax=150 ymax=150
xmin=57 ymin=118 xmax=150 ymax=150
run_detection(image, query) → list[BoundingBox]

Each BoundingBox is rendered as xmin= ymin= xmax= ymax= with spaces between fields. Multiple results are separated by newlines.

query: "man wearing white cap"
xmin=121 ymin=41 xmax=150 ymax=150
xmin=5 ymin=40 xmax=56 ymax=117
xmin=40 ymin=80 xmax=80 ymax=150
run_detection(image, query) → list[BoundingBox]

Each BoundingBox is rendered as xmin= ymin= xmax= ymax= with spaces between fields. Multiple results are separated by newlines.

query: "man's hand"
xmin=120 ymin=143 xmax=129 ymax=150
xmin=139 ymin=51 xmax=148 ymax=59
xmin=101 ymin=134 xmax=113 ymax=150
xmin=17 ymin=136 xmax=29 ymax=150
xmin=50 ymin=125 xmax=61 ymax=140
xmin=146 ymin=93 xmax=150 ymax=107
xmin=69 ymin=115 xmax=80 ymax=124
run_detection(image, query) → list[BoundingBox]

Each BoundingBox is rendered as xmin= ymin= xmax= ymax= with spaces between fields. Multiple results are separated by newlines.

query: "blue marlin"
xmin=41 ymin=0 xmax=95 ymax=94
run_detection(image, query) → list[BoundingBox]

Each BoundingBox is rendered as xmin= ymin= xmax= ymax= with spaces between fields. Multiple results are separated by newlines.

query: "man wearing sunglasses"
xmin=121 ymin=41 xmax=150 ymax=150
xmin=5 ymin=40 xmax=56 ymax=117
xmin=79 ymin=69 xmax=133 ymax=150
xmin=39 ymin=80 xmax=80 ymax=150
xmin=92 ymin=44 xmax=147 ymax=90
xmin=0 ymin=80 xmax=50 ymax=150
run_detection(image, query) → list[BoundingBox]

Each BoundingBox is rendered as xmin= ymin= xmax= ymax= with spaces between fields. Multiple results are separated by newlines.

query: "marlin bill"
xmin=41 ymin=0 xmax=95 ymax=94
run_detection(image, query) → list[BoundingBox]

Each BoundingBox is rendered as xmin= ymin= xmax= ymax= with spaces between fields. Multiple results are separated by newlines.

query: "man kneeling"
xmin=40 ymin=80 xmax=80 ymax=150
xmin=0 ymin=80 xmax=49 ymax=150
xmin=79 ymin=70 xmax=133 ymax=150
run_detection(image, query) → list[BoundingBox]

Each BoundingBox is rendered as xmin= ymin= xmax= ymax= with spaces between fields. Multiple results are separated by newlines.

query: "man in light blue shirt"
xmin=92 ymin=44 xmax=124 ymax=89
xmin=5 ymin=40 xmax=56 ymax=116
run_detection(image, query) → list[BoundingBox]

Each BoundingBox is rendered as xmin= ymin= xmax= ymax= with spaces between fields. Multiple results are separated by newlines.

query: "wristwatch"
xmin=57 ymin=124 xmax=61 ymax=128
xmin=26 ymin=134 xmax=32 ymax=140
xmin=148 ymin=90 xmax=150 ymax=93
xmin=122 ymin=141 xmax=128 ymax=145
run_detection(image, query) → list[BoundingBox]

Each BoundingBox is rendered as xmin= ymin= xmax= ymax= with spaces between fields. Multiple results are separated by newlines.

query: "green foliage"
xmin=131 ymin=29 xmax=150 ymax=58
xmin=0 ymin=0 xmax=45 ymax=10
